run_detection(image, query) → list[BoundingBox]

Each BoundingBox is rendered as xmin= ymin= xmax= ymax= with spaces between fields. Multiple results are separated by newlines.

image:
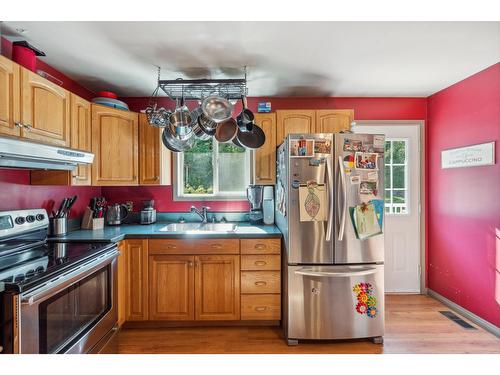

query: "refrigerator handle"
xmin=325 ymin=157 xmax=334 ymax=242
xmin=295 ymin=268 xmax=378 ymax=277
xmin=338 ymin=156 xmax=347 ymax=241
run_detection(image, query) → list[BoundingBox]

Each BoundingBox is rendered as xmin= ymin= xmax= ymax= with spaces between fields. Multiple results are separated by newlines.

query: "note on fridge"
xmin=299 ymin=181 xmax=327 ymax=222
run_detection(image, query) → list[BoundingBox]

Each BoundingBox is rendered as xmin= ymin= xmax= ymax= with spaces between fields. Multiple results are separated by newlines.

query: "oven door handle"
xmin=20 ymin=248 xmax=119 ymax=306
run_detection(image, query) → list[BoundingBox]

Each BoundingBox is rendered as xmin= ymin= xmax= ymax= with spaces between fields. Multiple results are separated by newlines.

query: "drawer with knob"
xmin=241 ymin=271 xmax=280 ymax=294
xmin=149 ymin=239 xmax=239 ymax=255
xmin=241 ymin=294 xmax=281 ymax=320
xmin=240 ymin=239 xmax=281 ymax=255
xmin=241 ymin=255 xmax=280 ymax=271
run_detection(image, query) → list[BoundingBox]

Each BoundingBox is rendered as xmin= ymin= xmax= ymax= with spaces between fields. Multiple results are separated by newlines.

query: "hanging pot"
xmin=193 ymin=113 xmax=218 ymax=140
xmin=201 ymin=95 xmax=233 ymax=123
xmin=169 ymin=97 xmax=192 ymax=135
xmin=162 ymin=128 xmax=195 ymax=152
xmin=215 ymin=118 xmax=238 ymax=143
xmin=236 ymin=95 xmax=254 ymax=132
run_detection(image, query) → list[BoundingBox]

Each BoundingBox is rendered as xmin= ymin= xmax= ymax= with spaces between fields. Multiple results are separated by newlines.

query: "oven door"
xmin=19 ymin=248 xmax=118 ymax=354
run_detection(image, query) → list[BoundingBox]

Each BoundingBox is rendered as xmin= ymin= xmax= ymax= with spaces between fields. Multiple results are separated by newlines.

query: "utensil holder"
xmin=49 ymin=217 xmax=67 ymax=237
xmin=81 ymin=207 xmax=104 ymax=230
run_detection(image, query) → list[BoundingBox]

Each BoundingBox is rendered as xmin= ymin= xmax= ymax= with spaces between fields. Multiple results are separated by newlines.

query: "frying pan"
xmin=215 ymin=118 xmax=238 ymax=143
xmin=235 ymin=123 xmax=266 ymax=150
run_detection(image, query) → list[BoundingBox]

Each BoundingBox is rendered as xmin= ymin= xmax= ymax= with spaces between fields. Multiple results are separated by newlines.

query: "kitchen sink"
xmin=158 ymin=223 xmax=238 ymax=233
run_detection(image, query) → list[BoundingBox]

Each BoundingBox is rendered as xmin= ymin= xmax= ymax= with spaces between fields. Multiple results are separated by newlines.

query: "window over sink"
xmin=173 ymin=138 xmax=252 ymax=200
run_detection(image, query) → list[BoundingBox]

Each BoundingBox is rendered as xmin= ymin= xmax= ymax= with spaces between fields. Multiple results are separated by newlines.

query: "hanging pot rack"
xmin=158 ymin=77 xmax=248 ymax=101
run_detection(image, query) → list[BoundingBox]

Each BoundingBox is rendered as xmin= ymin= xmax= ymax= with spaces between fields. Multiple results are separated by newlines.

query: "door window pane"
xmin=384 ymin=139 xmax=409 ymax=215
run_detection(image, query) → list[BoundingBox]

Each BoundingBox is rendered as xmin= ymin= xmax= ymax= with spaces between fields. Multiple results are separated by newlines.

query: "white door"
xmin=354 ymin=123 xmax=421 ymax=293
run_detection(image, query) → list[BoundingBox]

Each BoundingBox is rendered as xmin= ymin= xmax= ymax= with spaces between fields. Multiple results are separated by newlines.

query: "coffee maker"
xmin=247 ymin=185 xmax=264 ymax=224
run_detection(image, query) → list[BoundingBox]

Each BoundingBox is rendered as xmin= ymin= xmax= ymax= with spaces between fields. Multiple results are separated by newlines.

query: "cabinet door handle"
xmin=166 ymin=245 xmax=177 ymax=249
xmin=255 ymin=244 xmax=267 ymax=250
xmin=255 ymin=306 xmax=268 ymax=312
xmin=254 ymin=261 xmax=267 ymax=266
xmin=24 ymin=124 xmax=32 ymax=132
xmin=14 ymin=122 xmax=24 ymax=128
xmin=188 ymin=261 xmax=194 ymax=267
xmin=154 ymin=176 xmax=159 ymax=181
xmin=255 ymin=281 xmax=267 ymax=286
xmin=210 ymin=244 xmax=222 ymax=249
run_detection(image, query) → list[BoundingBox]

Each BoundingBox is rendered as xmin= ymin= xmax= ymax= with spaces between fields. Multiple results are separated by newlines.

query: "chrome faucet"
xmin=190 ymin=205 xmax=210 ymax=223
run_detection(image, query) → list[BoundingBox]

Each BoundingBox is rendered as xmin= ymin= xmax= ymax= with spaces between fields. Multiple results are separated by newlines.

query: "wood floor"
xmin=100 ymin=295 xmax=500 ymax=354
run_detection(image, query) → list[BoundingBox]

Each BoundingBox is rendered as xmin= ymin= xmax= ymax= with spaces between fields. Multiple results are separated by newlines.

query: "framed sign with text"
xmin=441 ymin=141 xmax=495 ymax=169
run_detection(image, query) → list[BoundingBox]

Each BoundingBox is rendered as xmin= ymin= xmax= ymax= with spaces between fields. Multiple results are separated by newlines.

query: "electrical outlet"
xmin=125 ymin=201 xmax=134 ymax=212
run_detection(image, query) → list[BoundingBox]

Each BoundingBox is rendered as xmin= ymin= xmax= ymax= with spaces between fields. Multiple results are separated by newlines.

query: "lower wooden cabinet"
xmin=195 ymin=255 xmax=240 ymax=321
xmin=119 ymin=238 xmax=281 ymax=324
xmin=123 ymin=239 xmax=149 ymax=321
xmin=149 ymin=255 xmax=195 ymax=320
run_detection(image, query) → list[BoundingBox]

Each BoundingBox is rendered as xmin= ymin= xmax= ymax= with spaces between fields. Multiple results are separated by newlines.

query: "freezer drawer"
xmin=287 ymin=264 xmax=384 ymax=340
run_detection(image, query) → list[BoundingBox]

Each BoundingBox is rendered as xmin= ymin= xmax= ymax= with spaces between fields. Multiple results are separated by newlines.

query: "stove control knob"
xmin=26 ymin=215 xmax=35 ymax=223
xmin=15 ymin=217 xmax=26 ymax=225
xmin=36 ymin=214 xmax=45 ymax=221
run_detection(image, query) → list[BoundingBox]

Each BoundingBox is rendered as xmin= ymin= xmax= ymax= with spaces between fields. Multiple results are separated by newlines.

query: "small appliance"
xmin=262 ymin=186 xmax=274 ymax=225
xmin=140 ymin=200 xmax=157 ymax=225
xmin=246 ymin=185 xmax=264 ymax=224
xmin=105 ymin=203 xmax=129 ymax=225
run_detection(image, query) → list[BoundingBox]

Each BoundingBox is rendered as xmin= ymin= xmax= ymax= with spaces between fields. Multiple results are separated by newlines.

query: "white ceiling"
xmin=2 ymin=21 xmax=500 ymax=97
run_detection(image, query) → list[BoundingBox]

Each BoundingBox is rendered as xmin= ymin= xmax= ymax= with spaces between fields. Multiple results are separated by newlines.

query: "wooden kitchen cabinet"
xmin=31 ymin=94 xmax=92 ymax=186
xmin=254 ymin=113 xmax=277 ymax=185
xmin=0 ymin=55 xmax=21 ymax=137
xmin=315 ymin=109 xmax=353 ymax=133
xmin=276 ymin=110 xmax=315 ymax=144
xmin=20 ymin=69 xmax=71 ymax=146
xmin=149 ymin=255 xmax=195 ymax=320
xmin=139 ymin=113 xmax=171 ymax=185
xmin=91 ymin=104 xmax=139 ymax=186
xmin=124 ymin=239 xmax=149 ymax=321
xmin=195 ymin=255 xmax=240 ymax=321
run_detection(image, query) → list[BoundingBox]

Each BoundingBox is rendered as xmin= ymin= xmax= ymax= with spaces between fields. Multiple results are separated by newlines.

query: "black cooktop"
xmin=0 ymin=241 xmax=116 ymax=293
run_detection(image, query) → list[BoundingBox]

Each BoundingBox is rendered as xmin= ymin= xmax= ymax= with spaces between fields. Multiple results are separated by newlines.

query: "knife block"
xmin=81 ymin=207 xmax=104 ymax=230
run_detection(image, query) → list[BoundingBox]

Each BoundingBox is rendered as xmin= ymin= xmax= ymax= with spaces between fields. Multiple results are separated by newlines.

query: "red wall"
xmin=0 ymin=169 xmax=101 ymax=219
xmin=102 ymin=97 xmax=427 ymax=211
xmin=1 ymin=37 xmax=95 ymax=101
xmin=427 ymin=63 xmax=500 ymax=326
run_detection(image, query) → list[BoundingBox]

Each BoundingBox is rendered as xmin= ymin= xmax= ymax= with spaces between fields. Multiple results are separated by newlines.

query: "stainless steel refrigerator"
xmin=275 ymin=133 xmax=385 ymax=345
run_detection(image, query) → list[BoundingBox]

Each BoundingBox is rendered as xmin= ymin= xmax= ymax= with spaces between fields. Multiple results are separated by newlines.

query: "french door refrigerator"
xmin=275 ymin=133 xmax=385 ymax=345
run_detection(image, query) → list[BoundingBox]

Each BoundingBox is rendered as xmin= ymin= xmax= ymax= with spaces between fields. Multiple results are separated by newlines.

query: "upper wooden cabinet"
xmin=20 ymin=69 xmax=71 ymax=146
xmin=31 ymin=94 xmax=92 ymax=186
xmin=91 ymin=104 xmax=139 ymax=186
xmin=254 ymin=113 xmax=276 ymax=185
xmin=139 ymin=113 xmax=171 ymax=185
xmin=276 ymin=110 xmax=315 ymax=144
xmin=195 ymin=255 xmax=240 ymax=321
xmin=0 ymin=55 xmax=21 ymax=137
xmin=315 ymin=109 xmax=353 ymax=133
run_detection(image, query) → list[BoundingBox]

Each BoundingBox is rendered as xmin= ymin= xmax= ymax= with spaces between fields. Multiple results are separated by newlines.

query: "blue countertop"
xmin=50 ymin=222 xmax=282 ymax=243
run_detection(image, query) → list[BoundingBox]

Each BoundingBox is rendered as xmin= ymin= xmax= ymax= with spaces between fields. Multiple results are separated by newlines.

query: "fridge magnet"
xmin=298 ymin=180 xmax=327 ymax=222
xmin=355 ymin=152 xmax=378 ymax=170
xmin=343 ymin=154 xmax=355 ymax=169
xmin=353 ymin=282 xmax=377 ymax=318
xmin=367 ymin=171 xmax=378 ymax=181
xmin=350 ymin=175 xmax=361 ymax=185
xmin=359 ymin=180 xmax=378 ymax=195
xmin=373 ymin=135 xmax=385 ymax=153
xmin=343 ymin=138 xmax=363 ymax=152
xmin=290 ymin=139 xmax=314 ymax=157
xmin=369 ymin=199 xmax=384 ymax=228
xmin=314 ymin=139 xmax=332 ymax=154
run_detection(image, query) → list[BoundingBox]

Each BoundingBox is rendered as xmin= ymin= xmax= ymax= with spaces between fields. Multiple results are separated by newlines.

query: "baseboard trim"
xmin=427 ymin=289 xmax=500 ymax=338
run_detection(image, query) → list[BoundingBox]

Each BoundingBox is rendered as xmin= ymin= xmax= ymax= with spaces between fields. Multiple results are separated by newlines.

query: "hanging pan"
xmin=235 ymin=123 xmax=266 ymax=150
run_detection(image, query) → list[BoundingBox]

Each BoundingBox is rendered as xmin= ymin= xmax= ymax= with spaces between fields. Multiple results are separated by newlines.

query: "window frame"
xmin=384 ymin=138 xmax=410 ymax=216
xmin=173 ymin=138 xmax=254 ymax=201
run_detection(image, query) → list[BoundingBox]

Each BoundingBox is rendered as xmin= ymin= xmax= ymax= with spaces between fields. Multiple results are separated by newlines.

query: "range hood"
xmin=0 ymin=136 xmax=94 ymax=171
